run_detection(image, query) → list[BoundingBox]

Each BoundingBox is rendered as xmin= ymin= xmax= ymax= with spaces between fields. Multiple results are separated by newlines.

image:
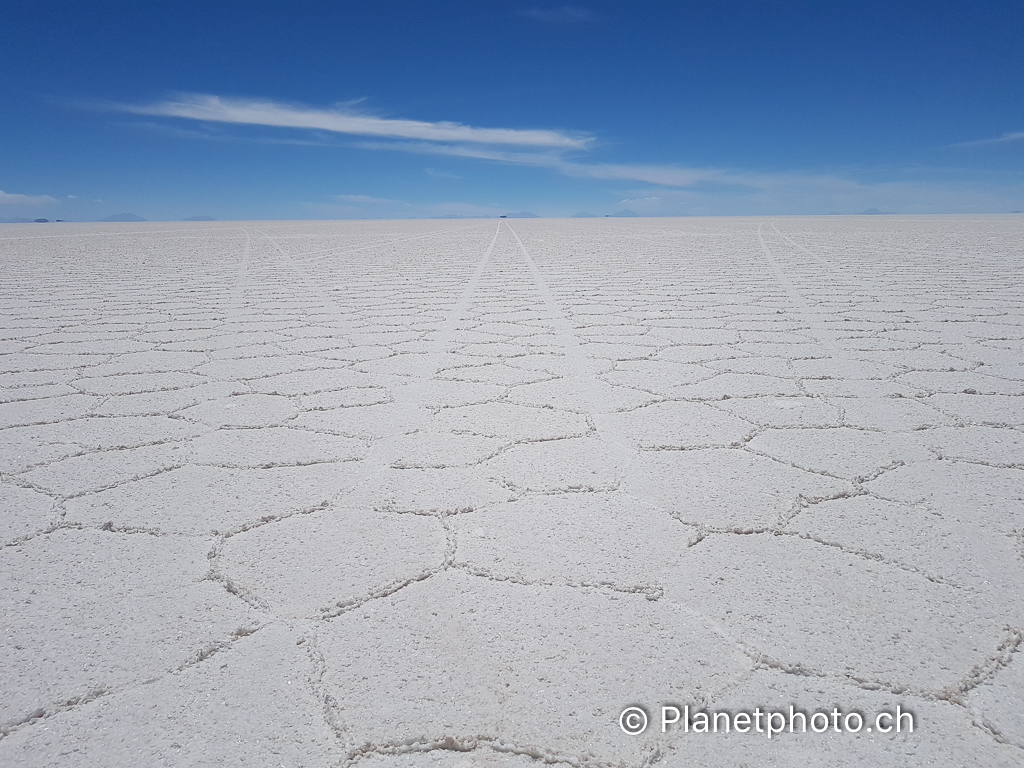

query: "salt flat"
xmin=1 ymin=216 xmax=1023 ymax=767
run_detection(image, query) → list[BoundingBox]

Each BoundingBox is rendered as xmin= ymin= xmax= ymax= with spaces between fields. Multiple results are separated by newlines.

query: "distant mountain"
xmin=610 ymin=209 xmax=640 ymax=217
xmin=184 ymin=215 xmax=216 ymax=221
xmin=503 ymin=211 xmax=539 ymax=218
xmin=858 ymin=207 xmax=896 ymax=215
xmin=571 ymin=211 xmax=598 ymax=218
xmin=100 ymin=213 xmax=146 ymax=222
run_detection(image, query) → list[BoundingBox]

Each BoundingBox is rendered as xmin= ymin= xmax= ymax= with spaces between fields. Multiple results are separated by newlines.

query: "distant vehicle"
xmin=34 ymin=218 xmax=48 ymax=223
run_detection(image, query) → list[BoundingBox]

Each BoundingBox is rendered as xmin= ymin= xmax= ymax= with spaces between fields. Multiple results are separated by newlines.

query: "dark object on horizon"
xmin=55 ymin=219 xmax=65 ymax=222
xmin=571 ymin=211 xmax=598 ymax=218
xmin=502 ymin=211 xmax=539 ymax=218
xmin=499 ymin=215 xmax=507 ymax=218
xmin=100 ymin=213 xmax=146 ymax=222
xmin=34 ymin=218 xmax=49 ymax=223
xmin=610 ymin=209 xmax=640 ymax=217
xmin=604 ymin=214 xmax=610 ymax=217
xmin=184 ymin=215 xmax=216 ymax=221
xmin=1011 ymin=210 xmax=1023 ymax=214
xmin=858 ymin=207 xmax=896 ymax=215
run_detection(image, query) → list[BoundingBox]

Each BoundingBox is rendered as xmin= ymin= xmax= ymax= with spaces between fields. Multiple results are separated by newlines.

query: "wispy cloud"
xmin=425 ymin=167 xmax=464 ymax=180
xmin=562 ymin=161 xmax=732 ymax=187
xmin=116 ymin=93 xmax=803 ymax=193
xmin=129 ymin=119 xmax=338 ymax=147
xmin=951 ymin=130 xmax=1024 ymax=147
xmin=118 ymin=93 xmax=591 ymax=149
xmin=109 ymin=92 xmax=1023 ymax=214
xmin=0 ymin=190 xmax=55 ymax=206
xmin=360 ymin=137 xmax=1024 ymax=213
xmin=333 ymin=194 xmax=395 ymax=204
xmin=355 ymin=139 xmax=853 ymax=193
xmin=518 ymin=6 xmax=598 ymax=23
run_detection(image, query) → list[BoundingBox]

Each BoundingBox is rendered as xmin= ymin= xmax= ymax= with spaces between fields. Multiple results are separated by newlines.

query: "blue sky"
xmin=1 ymin=0 xmax=1022 ymax=220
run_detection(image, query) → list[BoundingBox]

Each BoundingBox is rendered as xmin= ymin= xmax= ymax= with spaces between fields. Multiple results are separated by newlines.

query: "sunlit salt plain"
xmin=1 ymin=216 xmax=1023 ymax=767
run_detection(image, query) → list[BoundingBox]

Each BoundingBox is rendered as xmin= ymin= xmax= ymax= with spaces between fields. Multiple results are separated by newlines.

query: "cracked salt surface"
xmin=2 ymin=215 xmax=1024 ymax=766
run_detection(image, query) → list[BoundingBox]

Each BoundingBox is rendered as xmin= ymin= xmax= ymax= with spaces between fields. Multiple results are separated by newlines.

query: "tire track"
xmin=253 ymin=227 xmax=373 ymax=323
xmin=503 ymin=221 xmax=639 ymax=478
xmin=225 ymin=227 xmax=252 ymax=320
xmin=770 ymin=221 xmax=880 ymax=298
xmin=428 ymin=220 xmax=503 ymax=365
xmin=757 ymin=221 xmax=844 ymax=355
xmin=263 ymin=222 xmax=487 ymax=265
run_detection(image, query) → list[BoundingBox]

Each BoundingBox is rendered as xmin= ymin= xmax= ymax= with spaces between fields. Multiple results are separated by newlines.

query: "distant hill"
xmin=503 ymin=211 xmax=539 ymax=218
xmin=571 ymin=211 xmax=598 ymax=218
xmin=610 ymin=209 xmax=640 ymax=217
xmin=858 ymin=207 xmax=896 ymax=215
xmin=100 ymin=213 xmax=146 ymax=222
xmin=184 ymin=215 xmax=216 ymax=221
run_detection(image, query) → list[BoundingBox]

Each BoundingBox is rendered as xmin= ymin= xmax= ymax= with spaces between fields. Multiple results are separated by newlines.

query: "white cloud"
xmin=333 ymin=194 xmax=395 ymax=204
xmin=130 ymin=119 xmax=337 ymax=147
xmin=109 ymin=92 xmax=1023 ymax=214
xmin=67 ymin=195 xmax=78 ymax=199
xmin=425 ymin=168 xmax=464 ymax=180
xmin=116 ymin=93 xmax=856 ymax=196
xmin=0 ymin=190 xmax=55 ymax=206
xmin=953 ymin=130 xmax=1024 ymax=147
xmin=611 ymin=175 xmax=1024 ymax=216
xmin=355 ymin=140 xmax=859 ymax=194
xmin=564 ymin=162 xmax=726 ymax=186
xmin=120 ymin=94 xmax=591 ymax=149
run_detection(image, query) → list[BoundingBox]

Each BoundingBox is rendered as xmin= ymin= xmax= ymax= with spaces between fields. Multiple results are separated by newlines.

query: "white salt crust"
xmin=1 ymin=216 xmax=1023 ymax=766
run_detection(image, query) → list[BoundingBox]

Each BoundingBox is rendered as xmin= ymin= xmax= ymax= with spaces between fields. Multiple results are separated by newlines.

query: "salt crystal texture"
xmin=1 ymin=216 xmax=1023 ymax=765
